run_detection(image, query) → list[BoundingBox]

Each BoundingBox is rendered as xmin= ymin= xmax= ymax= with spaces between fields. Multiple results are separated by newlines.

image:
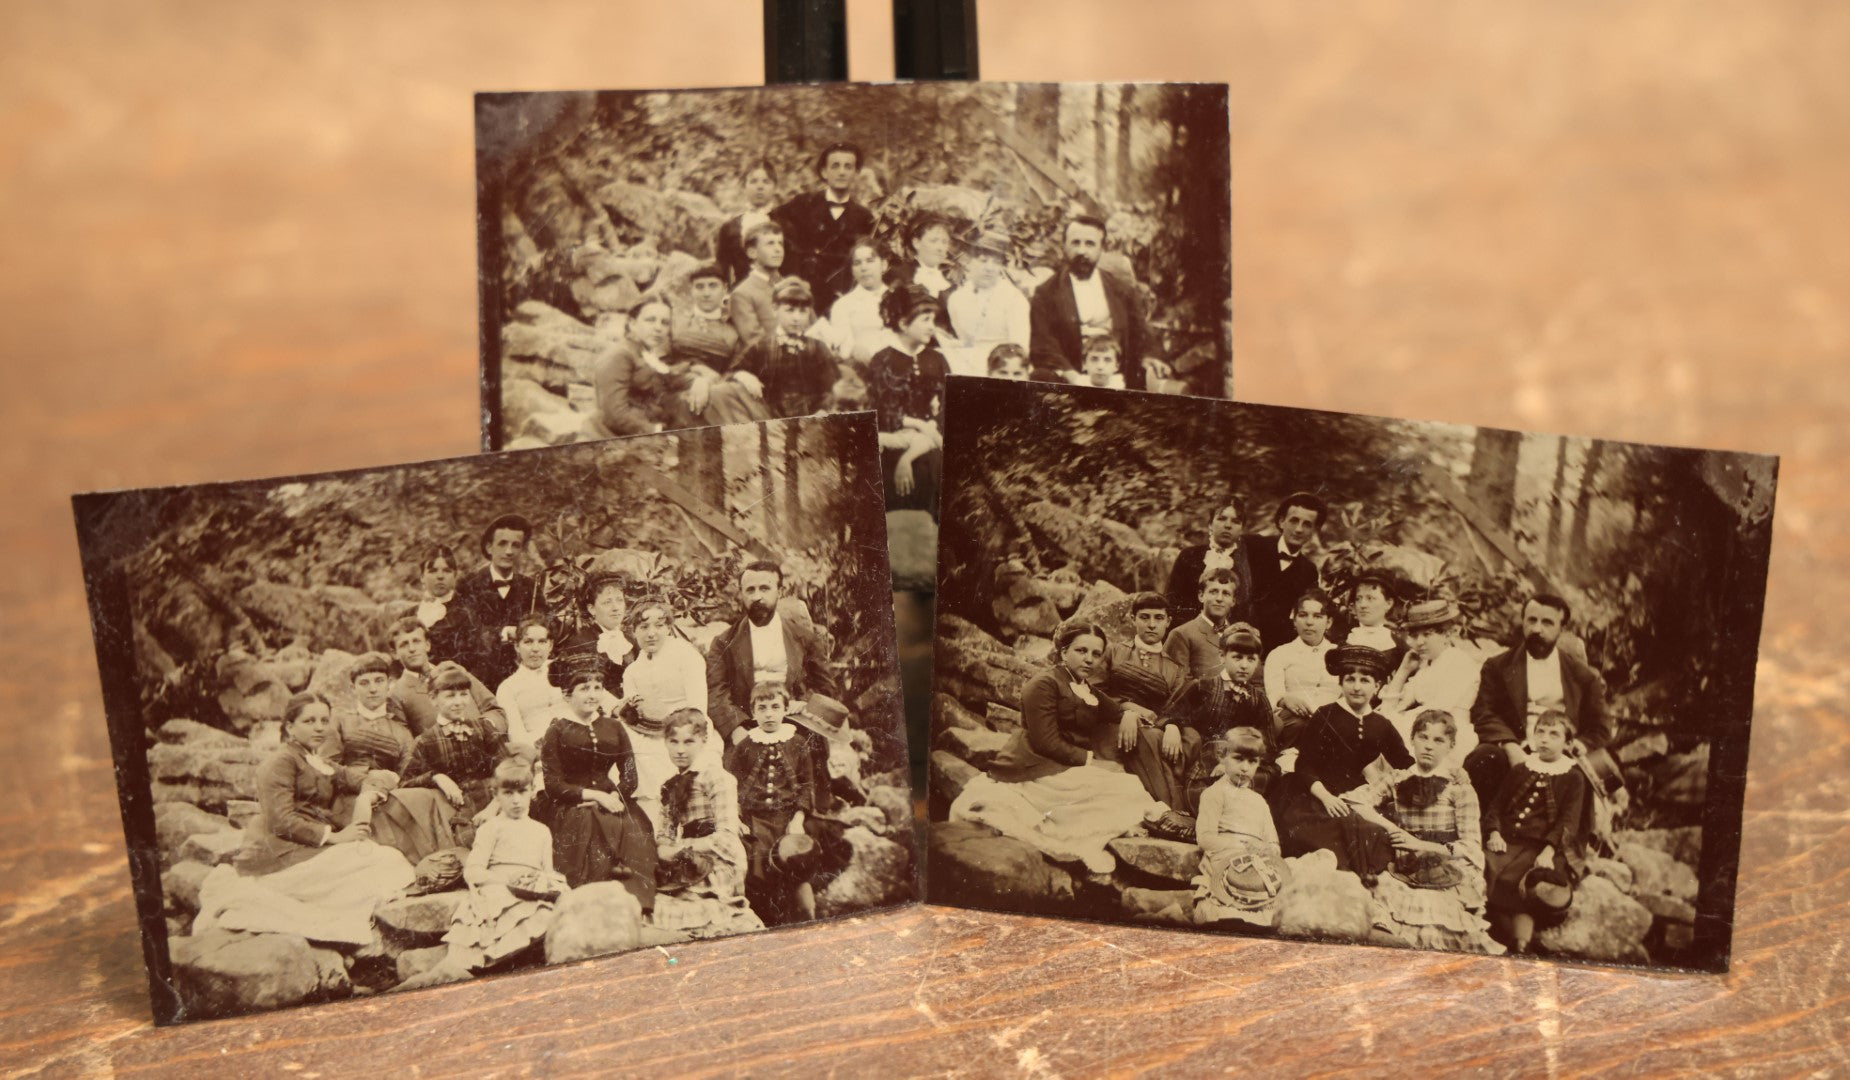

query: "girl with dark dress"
xmin=539 ymin=658 xmax=659 ymax=910
xmin=324 ymin=650 xmax=457 ymax=866
xmin=1158 ymin=622 xmax=1276 ymax=816
xmin=399 ymin=667 xmax=511 ymax=848
xmin=1274 ymin=644 xmax=1411 ymax=877
xmin=1484 ymin=710 xmax=1589 ymax=953
xmin=411 ymin=544 xmax=473 ymax=670
xmin=868 ymin=283 xmax=948 ymax=514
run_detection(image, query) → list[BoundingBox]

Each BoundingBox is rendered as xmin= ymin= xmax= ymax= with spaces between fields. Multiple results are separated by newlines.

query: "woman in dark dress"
xmin=713 ymin=160 xmax=778 ymax=289
xmin=868 ymin=284 xmax=949 ymax=514
xmin=411 ymin=544 xmax=472 ymax=670
xmin=539 ymin=657 xmax=658 ymax=911
xmin=1273 ymin=644 xmax=1411 ymax=877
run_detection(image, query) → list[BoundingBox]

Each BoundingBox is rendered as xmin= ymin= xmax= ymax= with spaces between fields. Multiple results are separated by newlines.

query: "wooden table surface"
xmin=4 ymin=2 xmax=1847 ymax=1075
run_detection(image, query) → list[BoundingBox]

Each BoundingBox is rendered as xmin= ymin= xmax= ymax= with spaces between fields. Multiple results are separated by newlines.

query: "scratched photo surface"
xmin=926 ymin=377 xmax=1774 ymax=973
xmin=72 ymin=414 xmax=916 ymax=1025
xmin=476 ymin=81 xmax=1233 ymax=588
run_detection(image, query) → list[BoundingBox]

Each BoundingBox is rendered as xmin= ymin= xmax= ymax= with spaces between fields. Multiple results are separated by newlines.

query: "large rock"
xmin=1647 ymin=745 xmax=1710 ymax=807
xmin=226 ymin=800 xmax=261 ymax=830
xmin=593 ymin=183 xmax=727 ymax=258
xmin=1616 ymin=732 xmax=1670 ymax=764
xmin=1537 ymin=874 xmax=1653 ymax=963
xmin=933 ymin=693 xmax=987 ymax=733
xmin=1276 ymin=850 xmax=1369 ymax=942
xmin=179 ymin=829 xmax=247 ymax=867
xmin=162 ymin=860 xmax=213 ymax=915
xmin=395 ymin=945 xmax=458 ymax=985
xmin=1583 ymin=856 xmax=1635 ymax=894
xmin=886 ymin=510 xmax=938 ymax=589
xmin=147 ymin=743 xmax=263 ymax=813
xmin=935 ymin=726 xmax=1013 ymax=770
xmin=930 ymin=751 xmax=980 ymax=806
xmin=501 ymin=300 xmax=608 ymax=383
xmin=1012 ymin=635 xmax=1055 ymax=667
xmin=212 ymin=650 xmax=293 ymax=731
xmin=1120 ymin=886 xmax=1196 ymax=925
xmin=1070 ymin=580 xmax=1135 ymax=644
xmin=1106 ymin=838 xmax=1202 ymax=885
xmin=156 ymin=719 xmax=245 ymax=749
xmin=238 ymin=583 xmax=396 ymax=658
xmin=1634 ymin=891 xmax=1697 ymax=924
xmin=986 ymin=704 xmax=1023 ymax=733
xmin=937 ymin=616 xmax=1037 ymax=709
xmin=503 ymin=376 xmax=577 ymax=440
xmin=1017 ymin=501 xmax=1162 ymax=589
xmin=869 ymin=785 xmax=914 ymax=835
xmin=1613 ymin=841 xmax=1699 ymax=903
xmin=155 ymin=803 xmax=235 ymax=865
xmin=270 ymin=642 xmax=319 ymax=691
xmin=928 ymin=821 xmax=1075 ymax=909
xmin=170 ymin=931 xmax=351 ymax=1020
xmin=1613 ymin=826 xmax=1703 ymax=868
xmin=545 ymin=882 xmax=644 ymax=964
xmin=816 ymin=826 xmax=914 ymax=917
xmin=521 ymin=408 xmax=595 ymax=447
xmin=992 ymin=567 xmax=1064 ymax=639
xmin=305 ymin=649 xmax=360 ymax=714
xmin=373 ymin=891 xmax=465 ymax=947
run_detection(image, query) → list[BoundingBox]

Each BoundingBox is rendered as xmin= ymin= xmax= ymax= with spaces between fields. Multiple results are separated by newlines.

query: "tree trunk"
xmin=1015 ymin=84 xmax=1061 ymax=164
xmin=759 ymin=423 xmax=775 ymax=537
xmin=783 ymin=422 xmax=802 ymax=548
xmin=1567 ymin=440 xmax=1605 ymax=572
xmin=1545 ymin=435 xmax=1569 ymax=561
xmin=1094 ymin=85 xmax=1110 ymax=196
xmin=1115 ymin=84 xmax=1135 ymax=201
xmin=1466 ymin=428 xmax=1522 ymax=531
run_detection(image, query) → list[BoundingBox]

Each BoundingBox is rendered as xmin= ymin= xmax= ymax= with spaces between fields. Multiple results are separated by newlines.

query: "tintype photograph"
xmin=927 ymin=377 xmax=1774 ymax=973
xmin=477 ymin=81 xmax=1232 ymax=585
xmin=73 ymin=414 xmax=916 ymax=1025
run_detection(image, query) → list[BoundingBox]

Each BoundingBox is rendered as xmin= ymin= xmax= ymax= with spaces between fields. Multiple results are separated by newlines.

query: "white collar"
xmin=824 ymin=190 xmax=852 ymax=206
xmin=1131 ymin=637 xmax=1164 ymax=658
xmin=1523 ymin=752 xmax=1576 ymax=776
xmin=747 ymin=724 xmax=797 ymax=745
xmin=425 ymin=591 xmax=454 ymax=604
xmin=355 ymin=701 xmax=389 ymax=721
xmin=489 ymin=567 xmax=515 ymax=585
xmin=1277 ymin=536 xmax=1302 ymax=560
xmin=1336 ymin=697 xmax=1371 ymax=720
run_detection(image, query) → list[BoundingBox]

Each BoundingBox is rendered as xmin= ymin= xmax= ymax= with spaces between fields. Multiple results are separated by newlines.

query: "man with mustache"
xmin=705 ymin=560 xmax=840 ymax=746
xmin=1027 ymin=215 xmax=1161 ymax=389
xmin=1462 ymin=594 xmax=1610 ymax=815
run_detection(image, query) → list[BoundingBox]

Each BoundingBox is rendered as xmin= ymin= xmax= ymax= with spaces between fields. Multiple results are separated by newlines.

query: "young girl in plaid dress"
xmin=653 ymin=709 xmax=762 ymax=937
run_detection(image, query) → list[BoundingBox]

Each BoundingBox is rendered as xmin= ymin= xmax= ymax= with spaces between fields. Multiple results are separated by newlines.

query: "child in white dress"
xmin=1192 ymin=727 xmax=1288 ymax=926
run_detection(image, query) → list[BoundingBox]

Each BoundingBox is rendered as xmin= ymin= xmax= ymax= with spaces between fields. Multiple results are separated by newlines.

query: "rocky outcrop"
xmin=1537 ymin=875 xmax=1653 ymax=963
xmin=1017 ymin=501 xmax=1166 ymax=592
xmin=886 ymin=510 xmax=938 ymax=588
xmin=870 ymin=784 xmax=914 ymax=835
xmin=933 ymin=693 xmax=987 ymax=733
xmin=179 ymin=829 xmax=246 ymax=867
xmin=155 ymin=803 xmax=235 ymax=866
xmin=935 ymin=727 xmax=1013 ymax=770
xmin=373 ymin=892 xmax=466 ymax=949
xmin=929 ymin=751 xmax=979 ymax=810
xmin=500 ymin=300 xmax=609 ymax=386
xmin=1107 ymin=838 xmax=1202 ymax=885
xmin=147 ymin=742 xmax=263 ymax=814
xmin=1275 ymin=850 xmax=1366 ymax=941
xmin=170 ymin=931 xmax=351 ymax=1020
xmin=305 ymin=649 xmax=360 ymax=714
xmin=162 ymin=860 xmax=212 ymax=915
xmin=545 ymin=882 xmax=644 ymax=964
xmin=929 ymin=821 xmax=1076 ymax=910
xmin=816 ymin=826 xmax=915 ymax=918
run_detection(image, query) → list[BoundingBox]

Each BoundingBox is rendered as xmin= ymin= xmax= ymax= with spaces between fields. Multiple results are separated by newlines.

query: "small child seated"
xmin=1344 ymin=709 xmax=1501 ymax=954
xmin=401 ymin=667 xmax=511 ymax=847
xmin=723 ymin=681 xmax=853 ymax=926
xmin=1080 ymin=333 xmax=1127 ymax=390
xmin=729 ymin=277 xmax=841 ymax=419
xmin=409 ymin=758 xmax=568 ymax=986
xmin=1191 ymin=728 xmax=1288 ymax=927
xmin=1485 ymin=710 xmax=1589 ymax=954
xmin=986 ymin=342 xmax=1031 ymax=381
xmin=653 ymin=708 xmax=761 ymax=936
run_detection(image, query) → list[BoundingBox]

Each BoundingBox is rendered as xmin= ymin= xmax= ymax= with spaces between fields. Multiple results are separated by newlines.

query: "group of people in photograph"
xmin=590 ymin=143 xmax=1177 ymax=512
xmin=950 ymin=492 xmax=1615 ymax=956
xmin=194 ymin=513 xmax=878 ymax=982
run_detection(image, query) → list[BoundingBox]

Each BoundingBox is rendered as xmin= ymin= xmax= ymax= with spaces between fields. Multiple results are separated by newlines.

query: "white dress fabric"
xmin=949 ymin=766 xmax=1158 ymax=874
xmin=193 ymin=842 xmax=415 ymax=946
xmin=619 ymin=637 xmax=724 ymax=832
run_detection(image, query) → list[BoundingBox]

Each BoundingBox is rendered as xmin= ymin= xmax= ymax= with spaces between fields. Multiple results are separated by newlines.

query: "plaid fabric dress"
xmin=1350 ymin=767 xmax=1501 ymax=954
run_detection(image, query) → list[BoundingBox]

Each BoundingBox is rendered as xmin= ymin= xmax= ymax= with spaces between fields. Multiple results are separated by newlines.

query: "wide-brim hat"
xmin=1325 ymin=643 xmax=1393 ymax=681
xmin=964 ymin=229 xmax=1011 ymax=261
xmin=790 ymin=693 xmax=854 ymax=745
xmin=1401 ymin=598 xmax=1462 ymax=632
xmin=1520 ymin=863 xmax=1575 ymax=914
xmin=771 ymin=830 xmax=821 ymax=876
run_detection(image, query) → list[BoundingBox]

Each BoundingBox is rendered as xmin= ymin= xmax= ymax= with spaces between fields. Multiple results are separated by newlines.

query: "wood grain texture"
xmin=3 ymin=0 xmax=1847 ymax=1075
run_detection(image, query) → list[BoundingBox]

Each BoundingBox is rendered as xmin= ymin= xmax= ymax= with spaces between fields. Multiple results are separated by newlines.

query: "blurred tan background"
xmin=3 ymin=1 xmax=1847 ymax=1074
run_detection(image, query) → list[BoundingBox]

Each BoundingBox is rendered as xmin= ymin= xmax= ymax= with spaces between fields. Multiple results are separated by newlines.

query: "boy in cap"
xmin=728 ymin=276 xmax=842 ymax=420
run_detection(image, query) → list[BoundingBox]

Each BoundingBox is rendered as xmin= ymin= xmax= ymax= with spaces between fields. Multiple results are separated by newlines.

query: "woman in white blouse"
xmin=944 ymin=231 xmax=1030 ymax=377
xmin=820 ymin=239 xmax=896 ymax=363
xmin=618 ymin=597 xmax=726 ymax=830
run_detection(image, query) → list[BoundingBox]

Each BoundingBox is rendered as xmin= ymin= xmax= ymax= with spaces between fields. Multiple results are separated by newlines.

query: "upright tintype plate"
xmin=475 ymin=82 xmax=1233 ymax=588
xmin=927 ymin=377 xmax=1774 ymax=973
xmin=74 ymin=414 xmax=916 ymax=1024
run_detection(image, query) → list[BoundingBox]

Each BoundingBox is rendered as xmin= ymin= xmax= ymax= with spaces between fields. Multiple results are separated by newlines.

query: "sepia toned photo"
xmin=477 ymin=81 xmax=1232 ymax=585
xmin=927 ymin=377 xmax=1773 ymax=973
xmin=73 ymin=414 xmax=916 ymax=1025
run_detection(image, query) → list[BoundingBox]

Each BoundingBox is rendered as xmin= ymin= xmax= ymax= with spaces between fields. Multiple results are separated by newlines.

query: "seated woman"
xmin=554 ymin=571 xmax=633 ymax=695
xmin=1341 ymin=569 xmax=1403 ymax=659
xmin=1192 ymin=728 xmax=1288 ymax=927
xmin=399 ymin=667 xmax=513 ymax=848
xmin=1485 ymin=710 xmax=1589 ymax=954
xmin=869 ymin=283 xmax=949 ymax=515
xmin=712 ymin=160 xmax=778 ymax=289
xmin=669 ymin=263 xmax=742 ymax=371
xmin=540 ymin=657 xmax=658 ymax=910
xmin=592 ymin=298 xmax=728 ymax=437
xmin=820 ymin=239 xmax=896 ymax=364
xmin=194 ymin=692 xmax=415 ymax=946
xmin=496 ymin=615 xmax=564 ymax=751
xmin=1273 ymin=645 xmax=1411 ymax=878
xmin=948 ymin=620 xmax=1165 ymax=874
xmin=618 ymin=596 xmax=725 ymax=832
xmin=1344 ymin=710 xmax=1501 ymax=954
xmin=1377 ymin=598 xmax=1481 ymax=767
xmin=943 ymin=231 xmax=1029 ymax=377
xmin=889 ymin=217 xmax=958 ymax=317
xmin=1097 ymin=592 xmax=1191 ymax=811
xmin=324 ymin=651 xmax=457 ymax=867
xmin=654 ymin=708 xmax=763 ymax=936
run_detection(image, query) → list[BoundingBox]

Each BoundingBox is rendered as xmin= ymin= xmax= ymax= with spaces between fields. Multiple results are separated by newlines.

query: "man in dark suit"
xmin=452 ymin=513 xmax=538 ymax=690
xmin=770 ymin=142 xmax=874 ymax=314
xmin=1463 ymin=594 xmax=1611 ymax=812
xmin=705 ymin=560 xmax=840 ymax=745
xmin=1165 ymin=498 xmax=1250 ymax=627
xmin=1240 ymin=492 xmax=1326 ymax=657
xmin=1028 ymin=215 xmax=1159 ymax=389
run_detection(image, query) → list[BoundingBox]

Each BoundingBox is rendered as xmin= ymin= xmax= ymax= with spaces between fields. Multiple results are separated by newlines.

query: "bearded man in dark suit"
xmin=770 ymin=142 xmax=874 ymax=314
xmin=1028 ymin=215 xmax=1162 ymax=389
xmin=705 ymin=560 xmax=840 ymax=745
xmin=452 ymin=513 xmax=539 ymax=689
